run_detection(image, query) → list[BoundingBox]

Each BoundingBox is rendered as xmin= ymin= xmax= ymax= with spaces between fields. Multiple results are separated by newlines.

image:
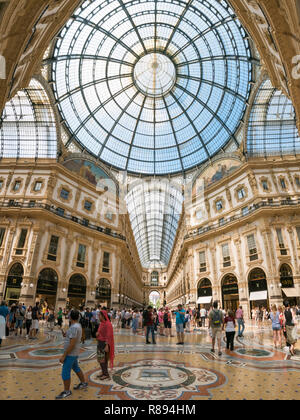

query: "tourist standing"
xmin=145 ymin=306 xmax=156 ymax=344
xmin=283 ymin=301 xmax=297 ymax=356
xmin=174 ymin=304 xmax=185 ymax=345
xmin=163 ymin=307 xmax=173 ymax=337
xmin=200 ymin=307 xmax=206 ymax=328
xmin=15 ymin=303 xmax=25 ymax=336
xmin=235 ymin=306 xmax=245 ymax=338
xmin=131 ymin=309 xmax=139 ymax=334
xmin=30 ymin=302 xmax=41 ymax=339
xmin=0 ymin=301 xmax=9 ymax=347
xmin=25 ymin=306 xmax=33 ymax=338
xmin=158 ymin=308 xmax=164 ymax=336
xmin=209 ymin=301 xmax=224 ymax=356
xmin=224 ymin=310 xmax=236 ymax=351
xmin=57 ymin=307 xmax=63 ymax=329
xmin=270 ymin=305 xmax=281 ymax=349
xmin=96 ymin=310 xmax=115 ymax=380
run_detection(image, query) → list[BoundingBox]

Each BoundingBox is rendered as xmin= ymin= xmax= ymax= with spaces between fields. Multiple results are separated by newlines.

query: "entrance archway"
xmin=197 ymin=278 xmax=212 ymax=309
xmin=96 ymin=278 xmax=111 ymax=308
xmin=248 ymin=268 xmax=268 ymax=314
xmin=36 ymin=268 xmax=58 ymax=309
xmin=280 ymin=264 xmax=297 ymax=306
xmin=149 ymin=290 xmax=160 ymax=308
xmin=222 ymin=274 xmax=239 ymax=312
xmin=5 ymin=263 xmax=24 ymax=305
xmin=67 ymin=274 xmax=86 ymax=309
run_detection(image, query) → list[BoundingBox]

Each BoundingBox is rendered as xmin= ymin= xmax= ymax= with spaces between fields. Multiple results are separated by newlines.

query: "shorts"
xmin=211 ymin=328 xmax=222 ymax=340
xmin=176 ymin=323 xmax=184 ymax=333
xmin=32 ymin=320 xmax=39 ymax=330
xmin=272 ymin=327 xmax=281 ymax=331
xmin=62 ymin=356 xmax=81 ymax=381
xmin=164 ymin=321 xmax=171 ymax=329
xmin=15 ymin=319 xmax=23 ymax=329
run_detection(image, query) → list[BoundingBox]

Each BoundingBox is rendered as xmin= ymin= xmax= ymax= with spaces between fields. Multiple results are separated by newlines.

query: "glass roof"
xmin=51 ymin=0 xmax=253 ymax=175
xmin=247 ymin=78 xmax=300 ymax=157
xmin=125 ymin=179 xmax=183 ymax=268
xmin=0 ymin=79 xmax=57 ymax=159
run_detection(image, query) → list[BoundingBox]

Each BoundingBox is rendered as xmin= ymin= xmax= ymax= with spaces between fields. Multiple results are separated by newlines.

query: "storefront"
xmin=67 ymin=274 xmax=86 ymax=309
xmin=96 ymin=278 xmax=112 ymax=308
xmin=221 ymin=274 xmax=239 ymax=312
xmin=280 ymin=264 xmax=298 ymax=306
xmin=248 ymin=268 xmax=269 ymax=313
xmin=36 ymin=268 xmax=58 ymax=308
xmin=5 ymin=263 xmax=23 ymax=305
xmin=197 ymin=278 xmax=212 ymax=309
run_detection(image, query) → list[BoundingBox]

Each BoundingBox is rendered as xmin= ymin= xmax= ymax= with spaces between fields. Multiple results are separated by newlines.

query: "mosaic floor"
xmin=1 ymin=321 xmax=300 ymax=400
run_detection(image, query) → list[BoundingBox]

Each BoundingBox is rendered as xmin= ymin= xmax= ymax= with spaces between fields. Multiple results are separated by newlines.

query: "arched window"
xmin=197 ymin=278 xmax=212 ymax=298
xmin=67 ymin=274 xmax=86 ymax=309
xmin=5 ymin=263 xmax=24 ymax=305
xmin=96 ymin=278 xmax=111 ymax=301
xmin=280 ymin=264 xmax=294 ymax=288
xmin=37 ymin=268 xmax=58 ymax=296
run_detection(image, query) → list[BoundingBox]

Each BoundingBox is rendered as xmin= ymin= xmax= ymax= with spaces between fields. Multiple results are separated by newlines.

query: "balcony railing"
xmin=185 ymin=198 xmax=300 ymax=240
xmin=1 ymin=200 xmax=126 ymax=241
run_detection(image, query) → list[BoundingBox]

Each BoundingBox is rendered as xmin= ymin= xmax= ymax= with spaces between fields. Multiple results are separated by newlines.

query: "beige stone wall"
xmin=0 ymin=160 xmax=143 ymax=309
xmin=166 ymin=158 xmax=300 ymax=318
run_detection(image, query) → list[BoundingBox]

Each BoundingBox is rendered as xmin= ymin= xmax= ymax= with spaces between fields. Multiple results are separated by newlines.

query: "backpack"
xmin=211 ymin=310 xmax=222 ymax=327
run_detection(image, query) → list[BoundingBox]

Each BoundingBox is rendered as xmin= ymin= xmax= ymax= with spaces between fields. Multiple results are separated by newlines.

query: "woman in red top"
xmin=96 ymin=310 xmax=115 ymax=380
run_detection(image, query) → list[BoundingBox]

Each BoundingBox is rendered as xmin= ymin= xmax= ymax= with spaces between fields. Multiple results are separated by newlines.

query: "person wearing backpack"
xmin=208 ymin=301 xmax=224 ymax=356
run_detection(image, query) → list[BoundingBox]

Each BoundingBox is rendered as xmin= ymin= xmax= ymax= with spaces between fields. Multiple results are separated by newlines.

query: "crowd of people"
xmin=0 ymin=299 xmax=299 ymax=399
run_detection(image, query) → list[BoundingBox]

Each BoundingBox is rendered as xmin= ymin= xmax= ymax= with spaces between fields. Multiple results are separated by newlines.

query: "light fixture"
xmin=29 ymin=283 xmax=34 ymax=288
xmin=279 ymin=283 xmax=282 ymax=288
xmin=62 ymin=288 xmax=66 ymax=293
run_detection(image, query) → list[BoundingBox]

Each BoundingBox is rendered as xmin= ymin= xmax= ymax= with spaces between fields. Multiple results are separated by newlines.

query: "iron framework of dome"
xmin=51 ymin=0 xmax=253 ymax=175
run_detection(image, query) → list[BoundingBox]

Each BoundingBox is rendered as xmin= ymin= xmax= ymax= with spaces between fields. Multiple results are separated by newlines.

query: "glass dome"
xmin=51 ymin=0 xmax=253 ymax=175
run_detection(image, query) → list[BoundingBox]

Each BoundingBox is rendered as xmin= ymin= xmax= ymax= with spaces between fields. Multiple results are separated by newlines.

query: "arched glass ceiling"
xmin=247 ymin=78 xmax=300 ymax=157
xmin=125 ymin=180 xmax=183 ymax=268
xmin=51 ymin=0 xmax=253 ymax=175
xmin=0 ymin=79 xmax=57 ymax=159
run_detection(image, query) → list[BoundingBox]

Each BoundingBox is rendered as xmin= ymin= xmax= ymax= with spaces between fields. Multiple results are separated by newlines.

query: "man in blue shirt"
xmin=174 ymin=304 xmax=186 ymax=345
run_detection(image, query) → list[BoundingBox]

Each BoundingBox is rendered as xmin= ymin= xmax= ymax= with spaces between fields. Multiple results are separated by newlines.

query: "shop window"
xmin=47 ymin=235 xmax=59 ymax=261
xmin=222 ymin=243 xmax=231 ymax=267
xmin=102 ymin=252 xmax=110 ymax=273
xmin=247 ymin=234 xmax=258 ymax=261
xmin=0 ymin=228 xmax=5 ymax=247
xmin=219 ymin=218 xmax=225 ymax=227
xmin=29 ymin=200 xmax=36 ymax=208
xmin=199 ymin=251 xmax=206 ymax=272
xmin=16 ymin=229 xmax=27 ymax=255
xmin=295 ymin=176 xmax=300 ymax=188
xmin=77 ymin=244 xmax=86 ymax=268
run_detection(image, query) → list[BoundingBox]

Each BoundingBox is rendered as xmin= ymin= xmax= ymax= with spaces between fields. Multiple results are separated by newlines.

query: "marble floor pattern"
xmin=1 ymin=322 xmax=300 ymax=400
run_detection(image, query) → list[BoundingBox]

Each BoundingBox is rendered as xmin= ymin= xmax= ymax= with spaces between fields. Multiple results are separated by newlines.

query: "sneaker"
xmin=211 ymin=349 xmax=215 ymax=353
xmin=146 ymin=341 xmax=151 ymax=344
xmin=56 ymin=390 xmax=72 ymax=400
xmin=73 ymin=383 xmax=88 ymax=390
xmin=218 ymin=352 xmax=222 ymax=356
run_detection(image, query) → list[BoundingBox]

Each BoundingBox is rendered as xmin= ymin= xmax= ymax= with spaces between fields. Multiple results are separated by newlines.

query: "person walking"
xmin=224 ymin=310 xmax=236 ymax=351
xmin=270 ymin=305 xmax=281 ymax=349
xmin=0 ymin=301 xmax=9 ymax=347
xmin=30 ymin=302 xmax=41 ymax=339
xmin=209 ymin=301 xmax=224 ymax=356
xmin=56 ymin=309 xmax=88 ymax=399
xmin=57 ymin=307 xmax=63 ymax=329
xmin=200 ymin=307 xmax=206 ymax=328
xmin=174 ymin=304 xmax=185 ymax=345
xmin=283 ymin=301 xmax=297 ymax=356
xmin=235 ymin=306 xmax=245 ymax=338
xmin=131 ymin=309 xmax=139 ymax=334
xmin=96 ymin=310 xmax=115 ymax=380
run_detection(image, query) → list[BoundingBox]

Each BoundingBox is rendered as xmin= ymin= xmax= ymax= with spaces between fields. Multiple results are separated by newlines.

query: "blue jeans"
xmin=237 ymin=319 xmax=245 ymax=336
xmin=146 ymin=325 xmax=155 ymax=343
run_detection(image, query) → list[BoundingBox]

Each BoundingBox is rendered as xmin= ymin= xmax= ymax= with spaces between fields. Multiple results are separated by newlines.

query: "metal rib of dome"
xmin=51 ymin=0 xmax=253 ymax=175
